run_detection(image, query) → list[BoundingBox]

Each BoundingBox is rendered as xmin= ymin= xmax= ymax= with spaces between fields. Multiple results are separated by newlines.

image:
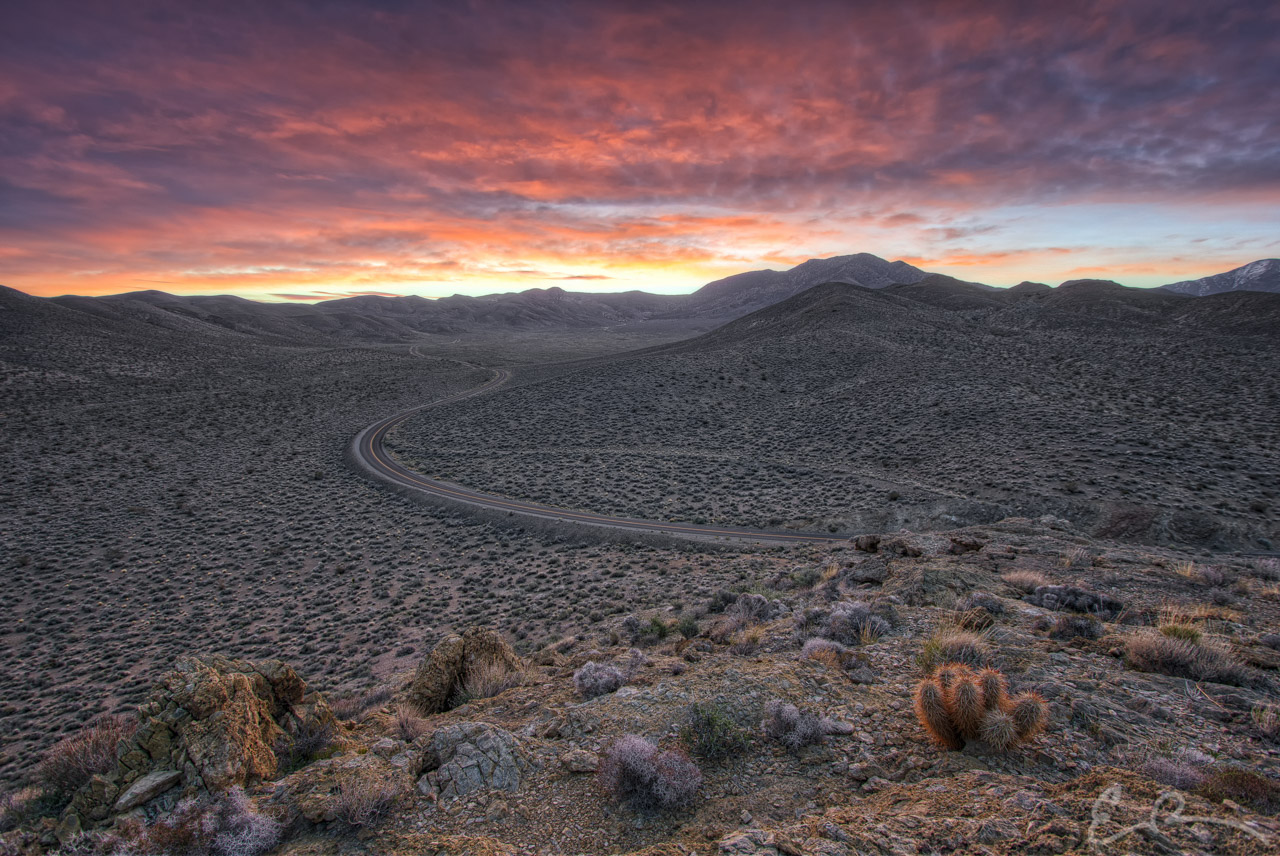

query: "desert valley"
xmin=2 ymin=254 xmax=1280 ymax=856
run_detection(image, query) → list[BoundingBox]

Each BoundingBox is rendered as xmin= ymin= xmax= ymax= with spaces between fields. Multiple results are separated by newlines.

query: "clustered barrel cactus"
xmin=913 ymin=664 xmax=1047 ymax=751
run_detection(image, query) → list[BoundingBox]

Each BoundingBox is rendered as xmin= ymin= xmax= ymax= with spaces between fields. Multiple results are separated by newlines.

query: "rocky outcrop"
xmin=419 ymin=722 xmax=526 ymax=801
xmin=407 ymin=627 xmax=523 ymax=715
xmin=66 ymin=655 xmax=333 ymax=826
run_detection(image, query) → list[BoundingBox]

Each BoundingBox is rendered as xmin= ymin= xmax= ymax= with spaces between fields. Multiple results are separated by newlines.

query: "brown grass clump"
xmin=393 ymin=703 xmax=427 ymax=742
xmin=1124 ymin=633 xmax=1253 ymax=686
xmin=1001 ymin=570 xmax=1049 ymax=594
xmin=1251 ymin=703 xmax=1280 ymax=742
xmin=916 ymin=627 xmax=994 ymax=673
xmin=913 ymin=665 xmax=1046 ymax=752
xmin=331 ymin=766 xmax=405 ymax=828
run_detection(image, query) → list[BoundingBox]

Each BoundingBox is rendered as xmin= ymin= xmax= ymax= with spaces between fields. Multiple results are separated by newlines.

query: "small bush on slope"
xmin=573 ymin=661 xmax=626 ymax=699
xmin=597 ymin=735 xmax=701 ymax=811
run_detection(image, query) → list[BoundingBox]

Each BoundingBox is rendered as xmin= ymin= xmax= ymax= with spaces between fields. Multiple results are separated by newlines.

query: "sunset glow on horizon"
xmin=2 ymin=0 xmax=1278 ymax=302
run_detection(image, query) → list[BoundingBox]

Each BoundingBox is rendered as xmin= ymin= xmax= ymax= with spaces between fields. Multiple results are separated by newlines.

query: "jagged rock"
xmin=408 ymin=627 xmax=523 ymax=715
xmin=67 ymin=655 xmax=333 ymax=827
xmin=420 ymin=722 xmax=525 ymax=801
xmin=113 ymin=769 xmax=181 ymax=812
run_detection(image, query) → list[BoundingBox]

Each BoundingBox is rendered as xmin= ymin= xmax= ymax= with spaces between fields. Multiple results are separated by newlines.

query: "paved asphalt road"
xmin=350 ymin=361 xmax=851 ymax=545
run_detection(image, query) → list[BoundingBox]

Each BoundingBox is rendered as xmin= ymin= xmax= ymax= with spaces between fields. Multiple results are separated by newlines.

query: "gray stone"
xmin=560 ymin=748 xmax=598 ymax=773
xmin=421 ymin=722 xmax=524 ymax=801
xmin=113 ymin=769 xmax=181 ymax=812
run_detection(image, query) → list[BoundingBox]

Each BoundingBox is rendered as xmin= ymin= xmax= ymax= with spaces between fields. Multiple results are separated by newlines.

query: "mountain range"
xmin=3 ymin=254 xmax=1277 ymax=344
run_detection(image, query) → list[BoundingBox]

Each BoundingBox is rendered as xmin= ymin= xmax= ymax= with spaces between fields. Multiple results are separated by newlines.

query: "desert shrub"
xmin=1261 ymin=633 xmax=1280 ymax=651
xmin=0 ymin=787 xmax=58 ymax=833
xmin=34 ymin=714 xmax=135 ymax=803
xmin=729 ymin=625 xmax=764 ymax=655
xmin=1048 ymin=614 xmax=1103 ymax=640
xmin=917 ymin=627 xmax=994 ymax=673
xmin=1124 ymin=633 xmax=1252 ymax=686
xmin=1189 ymin=565 xmax=1235 ymax=587
xmin=729 ymin=593 xmax=785 ymax=623
xmin=457 ymin=660 xmax=528 ymax=703
xmin=680 ymin=703 xmax=748 ymax=761
xmin=1002 ymin=570 xmax=1049 ymax=594
xmin=790 ymin=565 xmax=823 ymax=588
xmin=574 ymin=661 xmax=626 ymax=699
xmin=802 ymin=637 xmax=850 ymax=669
xmin=954 ymin=607 xmax=995 ymax=632
xmin=708 ymin=614 xmax=745 ymax=644
xmin=1026 ymin=585 xmax=1124 ymax=619
xmin=762 ymin=700 xmax=824 ymax=751
xmin=1196 ymin=767 xmax=1280 ymax=815
xmin=1252 ymin=703 xmax=1280 ymax=742
xmin=393 ymin=703 xmax=427 ymax=742
xmin=597 ymin=735 xmax=701 ymax=811
xmin=274 ymin=717 xmax=337 ymax=775
xmin=1139 ymin=748 xmax=1212 ymax=790
xmin=1251 ymin=558 xmax=1280 ymax=581
xmin=621 ymin=647 xmax=648 ymax=676
xmin=707 ymin=590 xmax=739 ymax=613
xmin=1158 ymin=623 xmax=1202 ymax=643
xmin=674 ymin=614 xmax=700 ymax=639
xmin=331 ymin=766 xmax=404 ymax=828
xmin=913 ymin=664 xmax=1047 ymax=752
xmin=330 ymin=686 xmax=394 ymax=721
xmin=795 ymin=601 xmax=891 ymax=647
xmin=111 ymin=787 xmax=280 ymax=855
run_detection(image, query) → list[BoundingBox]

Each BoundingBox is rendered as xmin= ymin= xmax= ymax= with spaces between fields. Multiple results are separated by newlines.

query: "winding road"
xmin=350 ymin=359 xmax=851 ymax=544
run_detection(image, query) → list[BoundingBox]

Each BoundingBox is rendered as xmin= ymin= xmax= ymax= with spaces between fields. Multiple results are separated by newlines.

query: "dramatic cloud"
xmin=2 ymin=0 xmax=1278 ymax=297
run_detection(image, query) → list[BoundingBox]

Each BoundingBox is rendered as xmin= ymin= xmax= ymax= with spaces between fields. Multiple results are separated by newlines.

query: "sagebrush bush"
xmin=794 ymin=601 xmax=890 ymax=647
xmin=675 ymin=614 xmax=700 ymax=639
xmin=762 ymin=700 xmax=824 ymax=751
xmin=1025 ymin=585 xmax=1124 ymax=619
xmin=597 ymin=735 xmax=701 ymax=811
xmin=913 ymin=664 xmax=1047 ymax=752
xmin=680 ymin=703 xmax=748 ymax=761
xmin=1141 ymin=753 xmax=1210 ymax=791
xmin=1124 ymin=633 xmax=1252 ymax=686
xmin=729 ymin=593 xmax=785 ymax=623
xmin=35 ymin=714 xmax=135 ymax=802
xmin=958 ymin=591 xmax=1005 ymax=615
xmin=110 ymin=787 xmax=280 ymax=856
xmin=274 ymin=717 xmax=337 ymax=775
xmin=573 ymin=661 xmax=625 ymax=699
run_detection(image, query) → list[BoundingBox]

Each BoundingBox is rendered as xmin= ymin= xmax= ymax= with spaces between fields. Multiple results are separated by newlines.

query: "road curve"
xmin=350 ymin=361 xmax=851 ymax=545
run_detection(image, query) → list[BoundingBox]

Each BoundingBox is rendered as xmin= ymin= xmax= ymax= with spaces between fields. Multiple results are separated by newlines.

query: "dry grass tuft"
xmin=1124 ymin=633 xmax=1252 ymax=686
xmin=917 ymin=627 xmax=994 ymax=674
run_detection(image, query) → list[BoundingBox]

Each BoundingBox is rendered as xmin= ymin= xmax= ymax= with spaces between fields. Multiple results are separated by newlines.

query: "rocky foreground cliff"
xmin=3 ymin=518 xmax=1279 ymax=855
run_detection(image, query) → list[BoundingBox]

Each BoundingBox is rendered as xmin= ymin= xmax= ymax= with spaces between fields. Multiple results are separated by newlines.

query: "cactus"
xmin=913 ymin=679 xmax=962 ymax=750
xmin=913 ymin=664 xmax=1046 ymax=752
xmin=1010 ymin=692 xmax=1049 ymax=741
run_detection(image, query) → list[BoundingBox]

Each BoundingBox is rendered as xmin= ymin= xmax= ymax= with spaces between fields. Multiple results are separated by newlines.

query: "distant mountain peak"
xmin=1161 ymin=259 xmax=1280 ymax=297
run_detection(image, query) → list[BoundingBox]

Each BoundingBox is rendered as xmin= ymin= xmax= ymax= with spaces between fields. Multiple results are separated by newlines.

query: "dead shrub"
xmin=597 ymin=735 xmax=701 ymax=812
xmin=34 ymin=714 xmax=135 ymax=802
xmin=331 ymin=766 xmax=404 ymax=828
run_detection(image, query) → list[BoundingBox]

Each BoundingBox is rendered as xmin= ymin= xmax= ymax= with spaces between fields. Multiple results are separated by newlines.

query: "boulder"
xmin=407 ymin=627 xmax=523 ymax=715
xmin=113 ymin=769 xmax=181 ymax=812
xmin=419 ymin=722 xmax=525 ymax=801
xmin=67 ymin=655 xmax=333 ymax=826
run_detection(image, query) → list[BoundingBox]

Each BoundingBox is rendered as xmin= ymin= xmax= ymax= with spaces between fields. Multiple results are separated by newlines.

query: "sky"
xmin=2 ymin=0 xmax=1278 ymax=301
